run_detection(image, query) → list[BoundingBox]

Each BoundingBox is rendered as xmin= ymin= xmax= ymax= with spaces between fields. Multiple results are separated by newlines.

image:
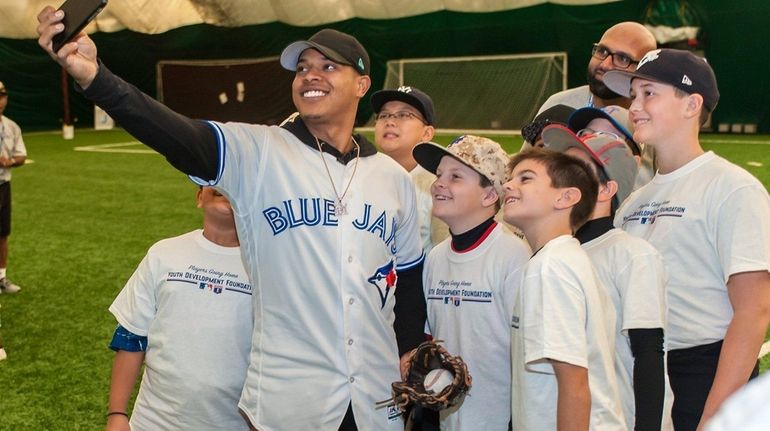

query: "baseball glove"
xmin=381 ymin=340 xmax=472 ymax=412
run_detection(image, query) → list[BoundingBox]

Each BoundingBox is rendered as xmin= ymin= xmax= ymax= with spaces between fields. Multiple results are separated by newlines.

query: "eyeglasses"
xmin=375 ymin=111 xmax=426 ymax=123
xmin=576 ymin=128 xmax=623 ymax=142
xmin=591 ymin=44 xmax=638 ymax=69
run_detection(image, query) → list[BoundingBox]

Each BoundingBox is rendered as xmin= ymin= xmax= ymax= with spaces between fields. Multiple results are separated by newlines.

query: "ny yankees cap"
xmin=603 ymin=48 xmax=719 ymax=112
xmin=0 ymin=81 xmax=6 ymax=95
xmin=542 ymin=124 xmax=638 ymax=206
xmin=568 ymin=105 xmax=641 ymax=156
xmin=280 ymin=29 xmax=370 ymax=75
xmin=370 ymin=86 xmax=435 ymax=125
xmin=521 ymin=104 xmax=576 ymax=145
xmin=413 ymin=135 xmax=510 ymax=200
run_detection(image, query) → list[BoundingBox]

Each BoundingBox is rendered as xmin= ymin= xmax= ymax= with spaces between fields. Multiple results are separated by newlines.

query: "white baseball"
xmin=423 ymin=368 xmax=454 ymax=394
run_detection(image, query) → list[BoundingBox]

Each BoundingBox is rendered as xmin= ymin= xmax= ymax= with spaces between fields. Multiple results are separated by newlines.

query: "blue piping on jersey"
xmin=188 ymin=121 xmax=226 ymax=186
xmin=396 ymin=250 xmax=425 ymax=271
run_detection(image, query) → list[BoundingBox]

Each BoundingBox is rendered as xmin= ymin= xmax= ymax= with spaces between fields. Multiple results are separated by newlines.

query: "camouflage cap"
xmin=412 ymin=135 xmax=510 ymax=201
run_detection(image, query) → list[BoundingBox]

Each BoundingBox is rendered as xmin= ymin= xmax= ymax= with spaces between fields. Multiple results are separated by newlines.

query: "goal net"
xmin=369 ymin=53 xmax=567 ymax=134
xmin=157 ymin=58 xmax=295 ymax=125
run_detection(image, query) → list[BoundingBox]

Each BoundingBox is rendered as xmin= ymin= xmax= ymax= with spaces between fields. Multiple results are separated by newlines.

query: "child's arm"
xmin=629 ymin=328 xmax=665 ymax=431
xmin=552 ymin=360 xmax=590 ymax=431
xmin=699 ymin=270 xmax=770 ymax=429
xmin=106 ymin=349 xmax=145 ymax=431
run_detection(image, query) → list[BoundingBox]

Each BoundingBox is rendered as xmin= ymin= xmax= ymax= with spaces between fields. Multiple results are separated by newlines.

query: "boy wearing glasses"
xmin=372 ymin=87 xmax=449 ymax=252
xmin=542 ymin=124 xmax=672 ymax=431
xmin=604 ymin=49 xmax=770 ymax=430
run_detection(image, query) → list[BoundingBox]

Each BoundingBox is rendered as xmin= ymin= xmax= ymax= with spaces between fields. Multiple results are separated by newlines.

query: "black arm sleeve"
xmin=629 ymin=328 xmax=665 ymax=431
xmin=393 ymin=262 xmax=427 ymax=356
xmin=78 ymin=63 xmax=218 ymax=180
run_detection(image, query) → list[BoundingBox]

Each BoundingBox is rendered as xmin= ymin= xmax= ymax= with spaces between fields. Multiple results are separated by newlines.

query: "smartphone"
xmin=52 ymin=0 xmax=108 ymax=53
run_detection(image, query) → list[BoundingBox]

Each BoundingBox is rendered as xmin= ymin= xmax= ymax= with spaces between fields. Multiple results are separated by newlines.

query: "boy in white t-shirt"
xmin=603 ymin=48 xmax=770 ymax=430
xmin=543 ymin=125 xmax=671 ymax=431
xmin=411 ymin=135 xmax=530 ymax=430
xmin=106 ymin=187 xmax=254 ymax=431
xmin=503 ymin=148 xmax=625 ymax=431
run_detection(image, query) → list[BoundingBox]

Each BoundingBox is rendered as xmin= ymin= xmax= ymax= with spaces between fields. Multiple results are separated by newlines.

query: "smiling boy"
xmin=504 ymin=148 xmax=625 ymax=431
xmin=603 ymin=49 xmax=770 ymax=430
xmin=413 ymin=136 xmax=529 ymax=430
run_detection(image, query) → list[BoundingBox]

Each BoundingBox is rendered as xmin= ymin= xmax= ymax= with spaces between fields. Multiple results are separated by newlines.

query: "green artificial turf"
xmin=0 ymin=128 xmax=768 ymax=430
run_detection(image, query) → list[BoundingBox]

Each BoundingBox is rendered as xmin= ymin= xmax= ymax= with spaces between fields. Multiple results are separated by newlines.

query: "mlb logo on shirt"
xmin=641 ymin=216 xmax=657 ymax=224
xmin=199 ymin=282 xmax=223 ymax=294
xmin=444 ymin=296 xmax=461 ymax=307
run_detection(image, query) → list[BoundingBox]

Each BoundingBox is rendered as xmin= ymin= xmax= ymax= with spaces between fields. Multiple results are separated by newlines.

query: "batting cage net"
xmin=367 ymin=53 xmax=567 ymax=134
xmin=157 ymin=58 xmax=295 ymax=125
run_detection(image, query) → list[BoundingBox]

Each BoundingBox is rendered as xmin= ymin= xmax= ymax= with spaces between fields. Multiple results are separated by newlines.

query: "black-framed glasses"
xmin=375 ymin=111 xmax=426 ymax=123
xmin=591 ymin=44 xmax=638 ymax=69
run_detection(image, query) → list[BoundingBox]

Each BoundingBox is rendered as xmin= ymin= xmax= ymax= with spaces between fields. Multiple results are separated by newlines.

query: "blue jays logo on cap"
xmin=368 ymin=259 xmax=398 ymax=309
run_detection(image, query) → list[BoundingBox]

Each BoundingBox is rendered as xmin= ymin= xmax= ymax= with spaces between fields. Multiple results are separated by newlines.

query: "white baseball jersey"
xmin=193 ymin=117 xmax=424 ymax=431
xmin=582 ymin=228 xmax=673 ymax=430
xmin=511 ymin=235 xmax=626 ymax=431
xmin=0 ymin=115 xmax=26 ymax=183
xmin=410 ymin=164 xmax=449 ymax=253
xmin=109 ymin=229 xmax=253 ymax=431
xmin=615 ymin=151 xmax=770 ymax=350
xmin=423 ymin=223 xmax=529 ymax=431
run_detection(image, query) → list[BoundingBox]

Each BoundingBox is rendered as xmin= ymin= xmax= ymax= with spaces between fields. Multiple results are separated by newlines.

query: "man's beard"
xmin=587 ymin=68 xmax=623 ymax=100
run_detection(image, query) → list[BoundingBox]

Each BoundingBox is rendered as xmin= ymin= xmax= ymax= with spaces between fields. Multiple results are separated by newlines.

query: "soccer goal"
xmin=157 ymin=58 xmax=295 ymax=125
xmin=367 ymin=53 xmax=567 ymax=135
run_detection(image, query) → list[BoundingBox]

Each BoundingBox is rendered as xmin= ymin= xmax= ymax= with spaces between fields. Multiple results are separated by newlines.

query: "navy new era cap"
xmin=280 ymin=29 xmax=370 ymax=75
xmin=603 ymin=48 xmax=719 ymax=112
xmin=370 ymin=86 xmax=436 ymax=125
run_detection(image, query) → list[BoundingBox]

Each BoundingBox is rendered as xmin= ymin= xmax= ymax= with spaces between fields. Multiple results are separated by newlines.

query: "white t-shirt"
xmin=424 ymin=223 xmax=529 ymax=431
xmin=704 ymin=371 xmax=770 ymax=431
xmin=410 ymin=164 xmax=449 ymax=253
xmin=109 ymin=230 xmax=253 ymax=431
xmin=0 ymin=115 xmax=27 ymax=183
xmin=511 ymin=235 xmax=625 ymax=431
xmin=582 ymin=228 xmax=672 ymax=430
xmin=615 ymin=151 xmax=770 ymax=349
xmin=196 ymin=118 xmax=424 ymax=431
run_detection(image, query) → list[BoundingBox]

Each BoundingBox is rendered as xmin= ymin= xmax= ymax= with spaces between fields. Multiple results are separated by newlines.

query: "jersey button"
xmin=349 ymin=376 xmax=355 ymax=383
xmin=348 ymin=256 xmax=353 ymax=263
xmin=348 ymin=298 xmax=355 ymax=305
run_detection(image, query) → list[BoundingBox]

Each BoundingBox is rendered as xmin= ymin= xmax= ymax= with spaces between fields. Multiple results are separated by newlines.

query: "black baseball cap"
xmin=280 ymin=29 xmax=370 ymax=75
xmin=370 ymin=86 xmax=436 ymax=125
xmin=603 ymin=48 xmax=719 ymax=112
xmin=521 ymin=104 xmax=576 ymax=145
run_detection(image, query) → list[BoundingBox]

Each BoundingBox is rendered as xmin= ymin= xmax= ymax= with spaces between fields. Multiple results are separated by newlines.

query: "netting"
xmin=371 ymin=53 xmax=566 ymax=133
xmin=157 ymin=58 xmax=295 ymax=125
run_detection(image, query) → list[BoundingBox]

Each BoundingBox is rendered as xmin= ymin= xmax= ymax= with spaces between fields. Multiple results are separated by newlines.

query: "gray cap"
xmin=542 ymin=124 xmax=638 ymax=206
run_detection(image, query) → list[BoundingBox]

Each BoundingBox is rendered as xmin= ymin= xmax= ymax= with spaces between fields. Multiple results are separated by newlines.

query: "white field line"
xmin=700 ymin=138 xmax=770 ymax=145
xmin=74 ymin=141 xmax=156 ymax=154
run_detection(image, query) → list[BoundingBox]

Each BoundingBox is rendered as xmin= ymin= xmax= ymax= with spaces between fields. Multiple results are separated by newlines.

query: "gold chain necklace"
xmin=314 ymin=135 xmax=360 ymax=216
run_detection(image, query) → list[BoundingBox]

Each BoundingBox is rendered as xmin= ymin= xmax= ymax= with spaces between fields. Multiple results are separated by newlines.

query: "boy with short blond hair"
xmin=412 ymin=135 xmax=530 ymax=430
xmin=503 ymin=148 xmax=625 ymax=431
xmin=604 ymin=48 xmax=770 ymax=430
xmin=543 ymin=124 xmax=672 ymax=430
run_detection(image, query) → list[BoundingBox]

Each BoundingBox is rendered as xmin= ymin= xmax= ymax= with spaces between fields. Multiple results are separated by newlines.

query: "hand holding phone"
xmin=51 ymin=0 xmax=108 ymax=53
